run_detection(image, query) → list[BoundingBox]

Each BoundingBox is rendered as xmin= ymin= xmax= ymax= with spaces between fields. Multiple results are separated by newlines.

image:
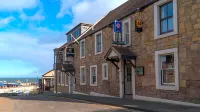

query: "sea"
xmin=0 ymin=78 xmax=39 ymax=83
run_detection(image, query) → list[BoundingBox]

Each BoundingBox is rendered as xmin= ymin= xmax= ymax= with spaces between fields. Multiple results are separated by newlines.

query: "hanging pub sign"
xmin=66 ymin=47 xmax=74 ymax=57
xmin=136 ymin=66 xmax=144 ymax=76
xmin=135 ymin=20 xmax=143 ymax=32
xmin=114 ymin=20 xmax=122 ymax=33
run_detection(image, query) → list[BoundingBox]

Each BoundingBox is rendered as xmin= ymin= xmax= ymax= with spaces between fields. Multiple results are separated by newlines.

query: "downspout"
xmin=123 ymin=59 xmax=126 ymax=97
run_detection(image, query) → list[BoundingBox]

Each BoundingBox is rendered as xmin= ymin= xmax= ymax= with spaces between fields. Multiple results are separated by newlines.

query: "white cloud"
xmin=0 ymin=0 xmax=38 ymax=11
xmin=20 ymin=10 xmax=45 ymax=21
xmin=60 ymin=0 xmax=128 ymax=29
xmin=56 ymin=0 xmax=78 ymax=18
xmin=0 ymin=16 xmax=15 ymax=27
xmin=0 ymin=31 xmax=63 ymax=76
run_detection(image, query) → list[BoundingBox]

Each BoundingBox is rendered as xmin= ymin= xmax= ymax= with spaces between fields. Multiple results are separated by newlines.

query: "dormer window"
xmin=67 ymin=35 xmax=72 ymax=42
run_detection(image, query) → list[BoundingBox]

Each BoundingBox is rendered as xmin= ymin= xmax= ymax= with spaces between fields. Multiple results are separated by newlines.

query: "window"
xmin=67 ymin=35 xmax=72 ymax=42
xmin=155 ymin=48 xmax=179 ymax=91
xmin=113 ymin=18 xmax=131 ymax=46
xmin=95 ymin=31 xmax=102 ymax=55
xmin=80 ymin=39 xmax=85 ymax=58
xmin=80 ymin=66 xmax=86 ymax=85
xmin=65 ymin=74 xmax=68 ymax=86
xmin=58 ymin=71 xmax=61 ymax=85
xmin=122 ymin=18 xmax=131 ymax=45
xmin=154 ymin=0 xmax=178 ymax=39
xmin=160 ymin=2 xmax=173 ymax=34
xmin=102 ymin=63 xmax=108 ymax=80
xmin=75 ymin=28 xmax=81 ymax=38
xmin=90 ymin=65 xmax=97 ymax=86
xmin=62 ymin=72 xmax=65 ymax=85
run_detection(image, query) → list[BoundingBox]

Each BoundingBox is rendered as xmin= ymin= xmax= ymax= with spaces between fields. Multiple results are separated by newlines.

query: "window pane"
xmin=104 ymin=65 xmax=107 ymax=78
xmin=96 ymin=34 xmax=101 ymax=53
xmin=161 ymin=69 xmax=175 ymax=84
xmin=168 ymin=2 xmax=173 ymax=17
xmin=124 ymin=22 xmax=129 ymax=44
xmin=168 ymin=17 xmax=174 ymax=31
xmin=161 ymin=54 xmax=174 ymax=69
xmin=161 ymin=5 xmax=167 ymax=19
xmin=81 ymin=41 xmax=85 ymax=57
xmin=92 ymin=67 xmax=96 ymax=84
xmin=81 ymin=68 xmax=85 ymax=83
xmin=161 ymin=20 xmax=168 ymax=33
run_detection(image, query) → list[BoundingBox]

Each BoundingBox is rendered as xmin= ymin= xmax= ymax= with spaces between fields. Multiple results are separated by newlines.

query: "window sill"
xmin=95 ymin=51 xmax=102 ymax=55
xmin=80 ymin=56 xmax=85 ymax=59
xmin=155 ymin=29 xmax=178 ymax=39
xmin=156 ymin=85 xmax=179 ymax=91
xmin=90 ymin=83 xmax=97 ymax=86
xmin=80 ymin=83 xmax=86 ymax=85
xmin=102 ymin=78 xmax=108 ymax=80
xmin=112 ymin=43 xmax=131 ymax=47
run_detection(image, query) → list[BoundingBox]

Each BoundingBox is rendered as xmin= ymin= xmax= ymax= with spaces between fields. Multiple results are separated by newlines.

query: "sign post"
xmin=113 ymin=20 xmax=125 ymax=45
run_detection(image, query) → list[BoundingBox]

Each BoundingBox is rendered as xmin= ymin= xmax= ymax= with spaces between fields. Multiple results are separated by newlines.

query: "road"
xmin=0 ymin=95 xmax=142 ymax=112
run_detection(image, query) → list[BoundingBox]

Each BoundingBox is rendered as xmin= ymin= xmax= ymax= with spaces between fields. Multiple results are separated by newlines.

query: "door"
xmin=125 ymin=65 xmax=132 ymax=95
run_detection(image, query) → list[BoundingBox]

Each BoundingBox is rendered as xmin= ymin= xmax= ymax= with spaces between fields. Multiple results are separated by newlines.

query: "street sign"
xmin=135 ymin=20 xmax=143 ymax=32
xmin=66 ymin=48 xmax=74 ymax=57
xmin=114 ymin=20 xmax=122 ymax=33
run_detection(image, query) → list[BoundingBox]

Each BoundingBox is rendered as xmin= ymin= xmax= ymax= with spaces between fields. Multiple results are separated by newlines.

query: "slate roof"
xmin=105 ymin=46 xmax=137 ymax=60
xmin=78 ymin=0 xmax=158 ymax=41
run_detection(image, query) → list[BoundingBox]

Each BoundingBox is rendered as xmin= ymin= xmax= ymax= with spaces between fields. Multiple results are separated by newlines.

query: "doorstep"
xmin=48 ymin=93 xmax=200 ymax=112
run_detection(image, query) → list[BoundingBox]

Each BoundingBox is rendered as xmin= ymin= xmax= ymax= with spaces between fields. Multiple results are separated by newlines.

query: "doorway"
xmin=124 ymin=64 xmax=132 ymax=95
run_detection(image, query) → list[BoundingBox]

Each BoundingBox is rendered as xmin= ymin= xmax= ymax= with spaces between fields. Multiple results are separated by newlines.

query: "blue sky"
xmin=0 ymin=0 xmax=127 ymax=78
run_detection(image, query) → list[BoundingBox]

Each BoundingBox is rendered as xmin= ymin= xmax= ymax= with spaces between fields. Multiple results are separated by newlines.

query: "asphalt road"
xmin=0 ymin=95 xmax=143 ymax=112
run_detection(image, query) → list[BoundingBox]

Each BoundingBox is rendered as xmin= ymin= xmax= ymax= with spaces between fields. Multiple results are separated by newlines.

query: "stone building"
xmin=42 ymin=70 xmax=55 ymax=91
xmin=54 ymin=23 xmax=92 ymax=94
xmin=54 ymin=0 xmax=200 ymax=104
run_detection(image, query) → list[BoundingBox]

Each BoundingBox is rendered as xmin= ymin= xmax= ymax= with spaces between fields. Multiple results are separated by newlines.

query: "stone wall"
xmin=72 ymin=0 xmax=200 ymax=103
xmin=130 ymin=0 xmax=200 ymax=103
xmin=57 ymin=85 xmax=68 ymax=93
xmin=74 ymin=28 xmax=120 ymax=97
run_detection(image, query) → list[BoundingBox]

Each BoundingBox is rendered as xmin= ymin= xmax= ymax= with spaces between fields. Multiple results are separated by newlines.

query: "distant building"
xmin=42 ymin=70 xmax=55 ymax=91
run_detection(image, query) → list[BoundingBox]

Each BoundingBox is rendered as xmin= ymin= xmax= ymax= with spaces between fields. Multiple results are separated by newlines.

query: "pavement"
xmin=47 ymin=93 xmax=200 ymax=112
xmin=0 ymin=95 xmax=141 ymax=112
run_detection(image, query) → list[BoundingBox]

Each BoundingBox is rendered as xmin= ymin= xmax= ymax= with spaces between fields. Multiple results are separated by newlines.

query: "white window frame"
xmin=90 ymin=65 xmax=98 ymax=86
xmin=155 ymin=48 xmax=179 ymax=91
xmin=80 ymin=39 xmax=85 ymax=59
xmin=122 ymin=18 xmax=131 ymax=46
xmin=154 ymin=0 xmax=178 ymax=39
xmin=65 ymin=74 xmax=68 ymax=86
xmin=95 ymin=31 xmax=103 ymax=55
xmin=57 ymin=71 xmax=61 ymax=85
xmin=61 ymin=72 xmax=65 ymax=86
xmin=113 ymin=18 xmax=131 ymax=47
xmin=80 ymin=66 xmax=86 ymax=85
xmin=102 ymin=63 xmax=108 ymax=80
